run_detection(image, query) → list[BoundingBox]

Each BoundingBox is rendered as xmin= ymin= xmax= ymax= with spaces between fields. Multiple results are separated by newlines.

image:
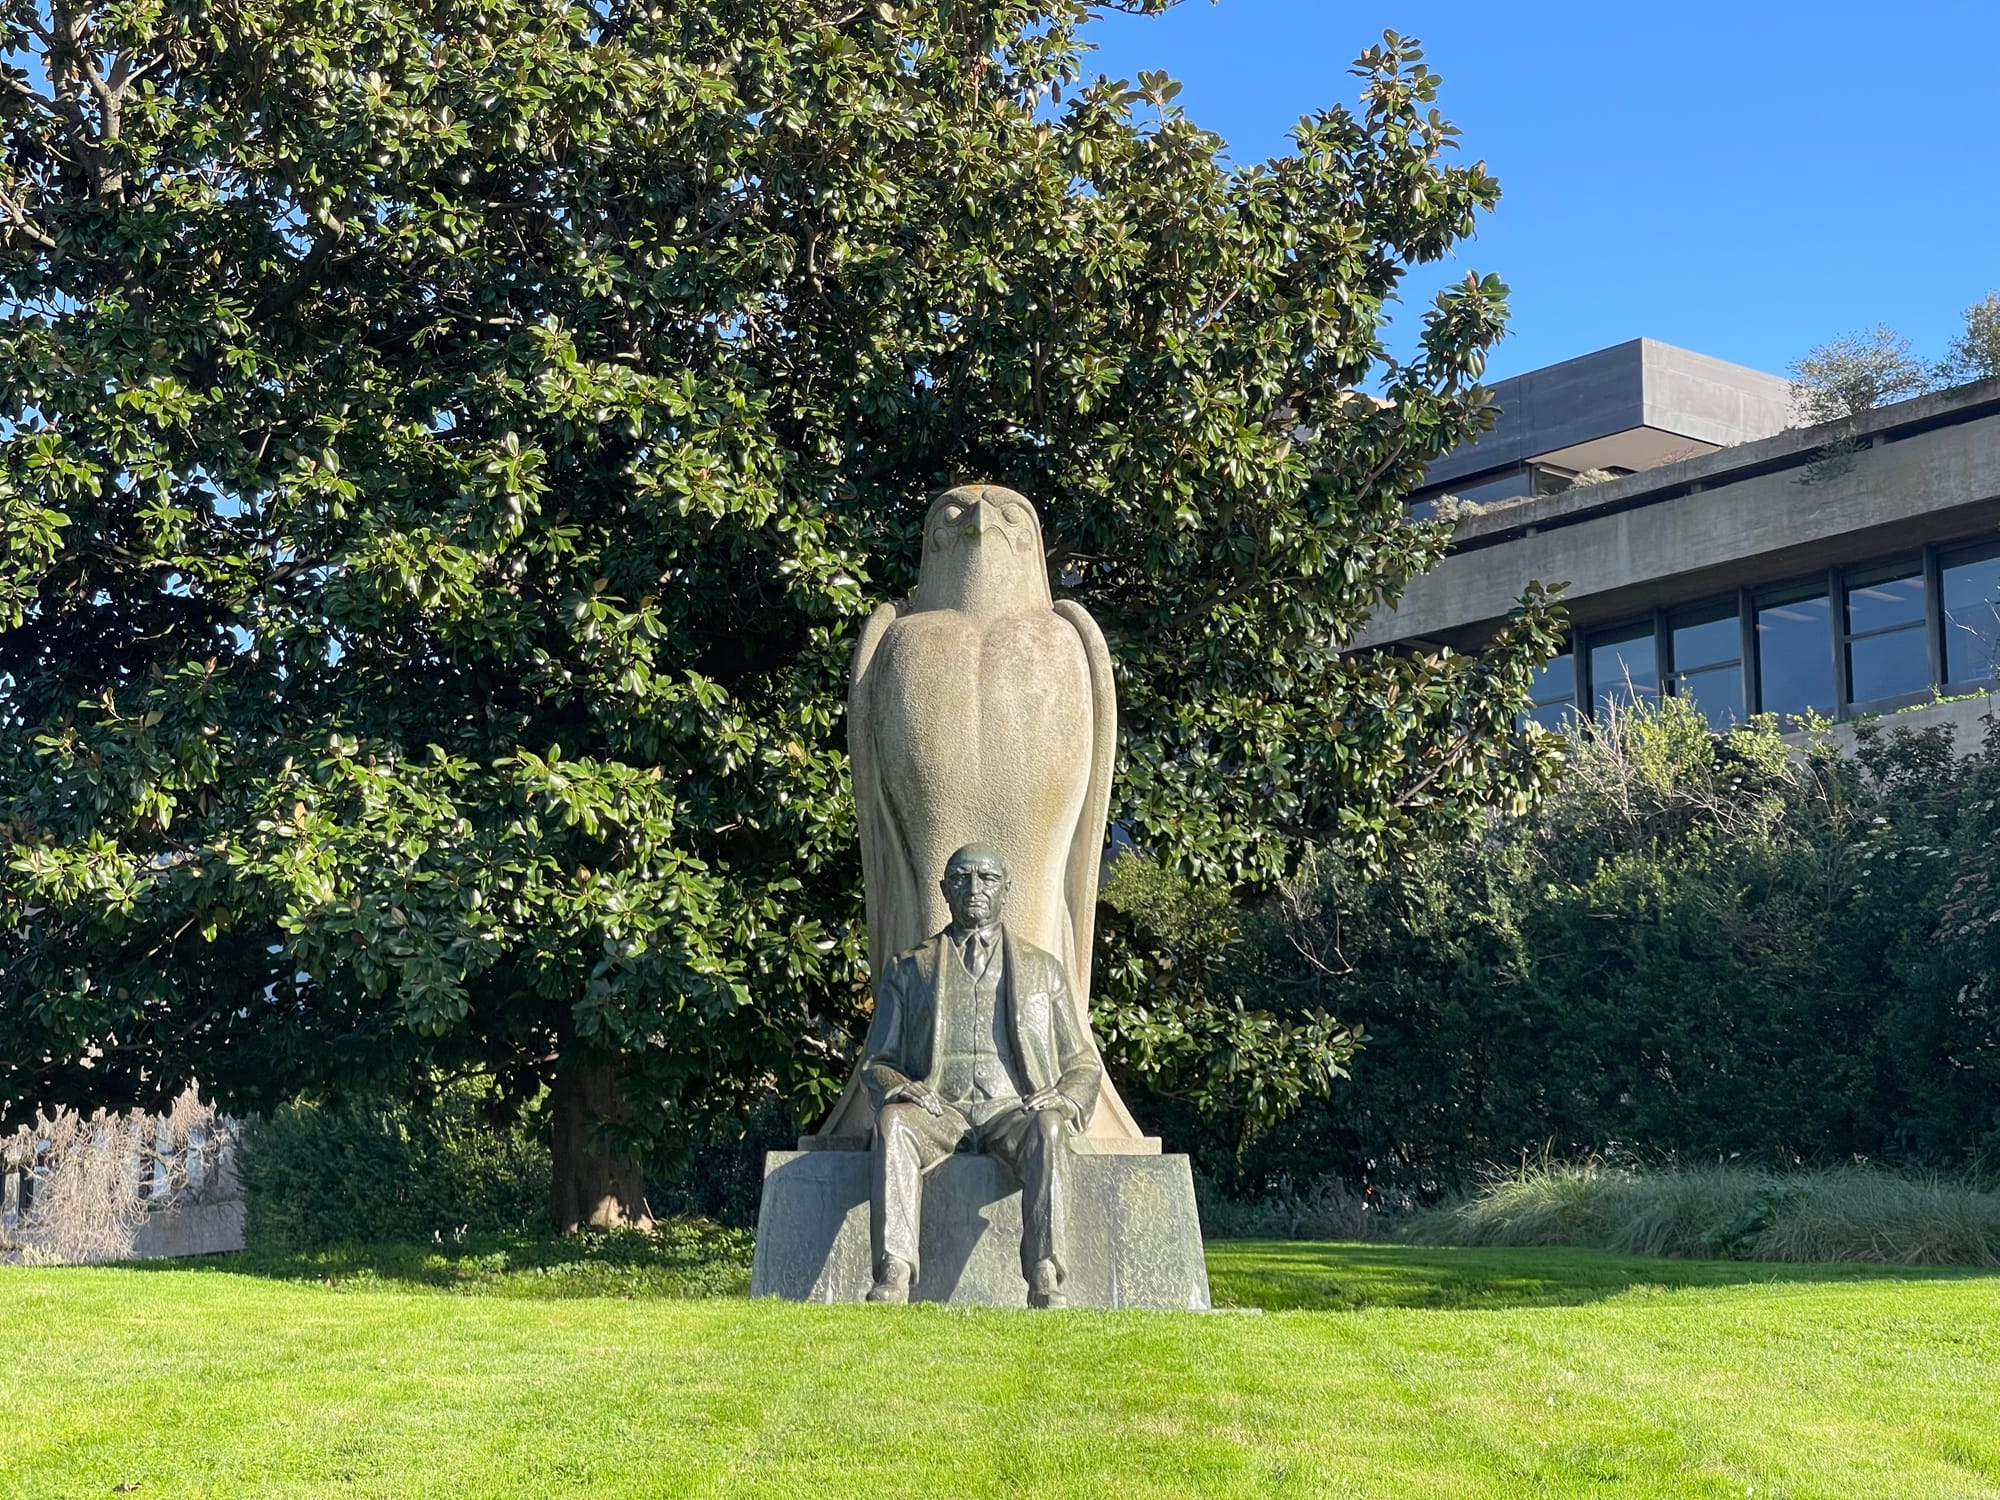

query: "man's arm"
xmin=859 ymin=959 xmax=911 ymax=1111
xmin=860 ymin=957 xmax=941 ymax=1116
xmin=1028 ymin=960 xmax=1102 ymax=1129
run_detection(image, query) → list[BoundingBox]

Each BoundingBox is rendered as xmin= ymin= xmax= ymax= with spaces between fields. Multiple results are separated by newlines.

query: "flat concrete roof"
xmin=1355 ymin=376 xmax=2000 ymax=651
xmin=1423 ymin=338 xmax=1795 ymax=491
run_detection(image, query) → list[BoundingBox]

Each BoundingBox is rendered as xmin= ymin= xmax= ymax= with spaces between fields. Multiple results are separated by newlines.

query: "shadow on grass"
xmin=111 ymin=1222 xmax=755 ymax=1300
xmin=103 ymin=1229 xmax=2000 ymax=1313
xmin=1203 ymin=1238 xmax=2000 ymax=1313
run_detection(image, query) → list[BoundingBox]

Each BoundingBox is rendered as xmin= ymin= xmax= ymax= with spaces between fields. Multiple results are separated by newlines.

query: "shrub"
xmin=1196 ymin=1176 xmax=1382 ymax=1241
xmin=646 ymin=1091 xmax=798 ymax=1230
xmin=240 ymin=1081 xmax=550 ymax=1252
xmin=1096 ymin=852 xmax=1362 ymax=1193
xmin=1790 ymin=325 xmax=1932 ymax=424
xmin=1168 ymin=698 xmax=2000 ymax=1206
xmin=1938 ymin=290 xmax=2000 ymax=386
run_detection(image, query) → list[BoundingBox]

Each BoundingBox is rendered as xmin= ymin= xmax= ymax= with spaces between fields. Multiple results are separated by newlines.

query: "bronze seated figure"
xmin=859 ymin=844 xmax=1102 ymax=1308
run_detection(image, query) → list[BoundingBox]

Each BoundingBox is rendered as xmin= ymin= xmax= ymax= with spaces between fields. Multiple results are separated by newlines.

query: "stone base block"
xmin=750 ymin=1148 xmax=1210 ymax=1310
xmin=130 ymin=1198 xmax=245 ymax=1259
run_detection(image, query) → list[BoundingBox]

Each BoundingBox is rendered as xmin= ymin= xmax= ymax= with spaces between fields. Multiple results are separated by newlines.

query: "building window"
xmin=1524 ymin=648 xmax=1577 ymax=730
xmin=1588 ymin=622 xmax=1658 ymax=719
xmin=1406 ymin=465 xmax=1538 ymax=518
xmin=1500 ymin=536 xmax=1998 ymax=735
xmin=1754 ymin=583 xmax=1834 ymax=723
xmin=1842 ymin=560 xmax=1929 ymax=706
xmin=1941 ymin=540 xmax=2000 ymax=685
xmin=1668 ymin=598 xmax=1745 ymax=729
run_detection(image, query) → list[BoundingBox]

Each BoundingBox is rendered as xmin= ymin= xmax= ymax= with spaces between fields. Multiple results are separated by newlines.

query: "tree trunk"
xmin=549 ymin=1062 xmax=655 ymax=1235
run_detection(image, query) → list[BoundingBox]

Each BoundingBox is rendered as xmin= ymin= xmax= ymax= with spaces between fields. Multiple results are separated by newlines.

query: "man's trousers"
xmin=870 ymin=1098 xmax=1070 ymax=1288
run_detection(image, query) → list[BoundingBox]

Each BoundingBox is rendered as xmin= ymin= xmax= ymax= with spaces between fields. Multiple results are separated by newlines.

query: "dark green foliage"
xmin=1195 ymin=1176 xmax=1375 ymax=1241
xmin=1097 ymin=851 xmax=1361 ymax=1171
xmin=646 ymin=1090 xmax=797 ymax=1229
xmin=240 ymin=1082 xmax=551 ymax=1251
xmin=1207 ymin=700 xmax=2000 ymax=1201
xmin=0 ymin=0 xmax=1561 ymax=1173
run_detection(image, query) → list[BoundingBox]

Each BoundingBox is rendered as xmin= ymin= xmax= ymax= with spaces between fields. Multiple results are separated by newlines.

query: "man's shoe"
xmin=1027 ymin=1260 xmax=1067 ymax=1310
xmin=866 ymin=1257 xmax=912 ymax=1304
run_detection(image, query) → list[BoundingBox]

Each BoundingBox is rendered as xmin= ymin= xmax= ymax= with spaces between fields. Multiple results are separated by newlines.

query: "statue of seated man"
xmin=862 ymin=843 xmax=1102 ymax=1308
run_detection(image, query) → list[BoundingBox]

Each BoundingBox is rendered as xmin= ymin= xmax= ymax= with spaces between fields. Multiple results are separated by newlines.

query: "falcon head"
xmin=925 ymin=484 xmax=1041 ymax=558
xmin=912 ymin=484 xmax=1053 ymax=614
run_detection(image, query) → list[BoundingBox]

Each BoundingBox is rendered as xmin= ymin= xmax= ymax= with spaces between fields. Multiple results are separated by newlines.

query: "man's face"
xmin=941 ymin=851 xmax=1009 ymax=929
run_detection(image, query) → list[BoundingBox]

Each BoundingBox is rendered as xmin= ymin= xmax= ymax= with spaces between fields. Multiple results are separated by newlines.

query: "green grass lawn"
xmin=6 ymin=1239 xmax=1998 ymax=1499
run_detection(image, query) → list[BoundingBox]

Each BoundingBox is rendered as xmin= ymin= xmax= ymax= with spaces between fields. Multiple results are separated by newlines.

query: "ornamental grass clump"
xmin=1400 ymin=1157 xmax=1628 ymax=1251
xmin=1406 ymin=1159 xmax=2000 ymax=1267
xmin=1593 ymin=1165 xmax=1775 ymax=1260
xmin=1754 ymin=1168 xmax=2000 ymax=1266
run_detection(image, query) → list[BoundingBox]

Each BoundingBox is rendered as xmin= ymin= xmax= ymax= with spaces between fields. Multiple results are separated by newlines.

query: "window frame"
xmin=1839 ymin=555 xmax=1933 ymax=715
xmin=1553 ymin=531 xmax=2000 ymax=734
xmin=1750 ymin=572 xmax=1840 ymax=725
xmin=1520 ymin=640 xmax=1579 ymax=731
xmin=1582 ymin=615 xmax=1664 ymax=721
xmin=1938 ymin=536 xmax=2000 ymax=691
xmin=1664 ymin=593 xmax=1750 ymax=729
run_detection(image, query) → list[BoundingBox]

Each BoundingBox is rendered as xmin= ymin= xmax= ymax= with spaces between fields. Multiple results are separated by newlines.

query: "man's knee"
xmin=1033 ymin=1108 xmax=1067 ymax=1151
xmin=876 ymin=1103 xmax=927 ymax=1150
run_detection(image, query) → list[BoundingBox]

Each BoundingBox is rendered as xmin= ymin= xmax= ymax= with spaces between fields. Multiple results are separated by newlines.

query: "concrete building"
xmin=1412 ymin=339 xmax=1797 ymax=513
xmin=1361 ymin=342 xmax=2000 ymax=747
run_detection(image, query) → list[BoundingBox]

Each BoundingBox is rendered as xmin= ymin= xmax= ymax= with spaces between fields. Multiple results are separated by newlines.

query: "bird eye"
xmin=1003 ymin=504 xmax=1029 ymax=524
xmin=941 ymin=505 xmax=965 ymax=523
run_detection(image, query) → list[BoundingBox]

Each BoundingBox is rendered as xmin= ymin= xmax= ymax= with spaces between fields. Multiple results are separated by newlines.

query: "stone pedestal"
xmin=750 ymin=1148 xmax=1211 ymax=1310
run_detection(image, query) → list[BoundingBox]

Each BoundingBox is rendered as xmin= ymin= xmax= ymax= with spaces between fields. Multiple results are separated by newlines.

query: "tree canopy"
xmin=0 ymin=0 xmax=1559 ymax=1217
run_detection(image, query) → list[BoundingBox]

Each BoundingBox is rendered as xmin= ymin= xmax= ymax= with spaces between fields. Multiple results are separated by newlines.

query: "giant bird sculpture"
xmin=815 ymin=485 xmax=1152 ymax=1148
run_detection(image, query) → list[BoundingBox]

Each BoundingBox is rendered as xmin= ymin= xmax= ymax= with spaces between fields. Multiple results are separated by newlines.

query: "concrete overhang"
xmin=1422 ymin=338 xmax=1794 ymax=494
xmin=1531 ymin=429 xmax=1723 ymax=476
xmin=1355 ymin=377 xmax=2000 ymax=652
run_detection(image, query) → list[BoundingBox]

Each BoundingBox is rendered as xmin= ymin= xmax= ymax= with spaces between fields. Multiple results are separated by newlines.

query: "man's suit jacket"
xmin=859 ymin=926 xmax=1103 ymax=1132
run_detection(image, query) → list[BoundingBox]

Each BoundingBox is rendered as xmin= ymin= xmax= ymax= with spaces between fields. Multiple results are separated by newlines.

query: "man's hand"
xmin=889 ymin=1079 xmax=944 ymax=1117
xmin=1023 ymin=1087 xmax=1078 ymax=1125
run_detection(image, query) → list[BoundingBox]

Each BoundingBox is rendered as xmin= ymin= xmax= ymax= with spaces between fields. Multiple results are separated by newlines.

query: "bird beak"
xmin=967 ymin=499 xmax=993 ymax=536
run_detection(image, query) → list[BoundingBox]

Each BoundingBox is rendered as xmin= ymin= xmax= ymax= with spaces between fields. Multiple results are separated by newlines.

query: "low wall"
xmin=129 ymin=1197 xmax=247 ymax=1260
xmin=1815 ymin=690 xmax=1999 ymax=754
xmin=2 ymin=1126 xmax=245 ymax=1264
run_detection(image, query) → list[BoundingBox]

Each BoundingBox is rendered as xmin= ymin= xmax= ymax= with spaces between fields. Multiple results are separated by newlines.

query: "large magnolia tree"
xmin=0 ymin=0 xmax=1561 ymax=1228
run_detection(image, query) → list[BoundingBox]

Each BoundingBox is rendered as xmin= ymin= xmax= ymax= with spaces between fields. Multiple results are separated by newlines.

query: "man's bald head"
xmin=941 ymin=844 xmax=1010 ymax=930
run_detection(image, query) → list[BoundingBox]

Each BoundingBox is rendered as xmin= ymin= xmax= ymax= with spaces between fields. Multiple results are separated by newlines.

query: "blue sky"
xmin=1080 ymin=0 xmax=2000 ymax=382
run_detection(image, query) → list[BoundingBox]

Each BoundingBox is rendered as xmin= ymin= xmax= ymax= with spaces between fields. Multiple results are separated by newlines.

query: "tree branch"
xmin=0 ymin=184 xmax=59 ymax=252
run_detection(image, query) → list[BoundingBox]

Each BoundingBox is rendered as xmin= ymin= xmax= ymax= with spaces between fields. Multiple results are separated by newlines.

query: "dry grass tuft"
xmin=2 ymin=1087 xmax=231 ymax=1265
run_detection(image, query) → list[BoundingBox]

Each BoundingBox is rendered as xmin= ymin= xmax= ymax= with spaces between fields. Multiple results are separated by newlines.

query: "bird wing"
xmin=1051 ymin=599 xmax=1155 ymax=1142
xmin=815 ymin=601 xmax=904 ymax=1140
xmin=1052 ymin=599 xmax=1117 ymax=1006
xmin=848 ymin=600 xmax=910 ymax=978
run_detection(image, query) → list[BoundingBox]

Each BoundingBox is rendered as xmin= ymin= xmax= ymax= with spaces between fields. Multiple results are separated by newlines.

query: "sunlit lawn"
xmin=6 ymin=1238 xmax=1998 ymax=1499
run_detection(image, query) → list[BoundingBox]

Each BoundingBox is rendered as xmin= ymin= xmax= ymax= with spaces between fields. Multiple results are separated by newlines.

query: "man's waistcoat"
xmin=858 ymin=926 xmax=1103 ymax=1128
xmin=932 ymin=940 xmax=1017 ymax=1102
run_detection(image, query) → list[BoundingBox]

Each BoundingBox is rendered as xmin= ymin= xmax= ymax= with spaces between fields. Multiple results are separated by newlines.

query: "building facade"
xmin=1359 ymin=343 xmax=2000 ymax=746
